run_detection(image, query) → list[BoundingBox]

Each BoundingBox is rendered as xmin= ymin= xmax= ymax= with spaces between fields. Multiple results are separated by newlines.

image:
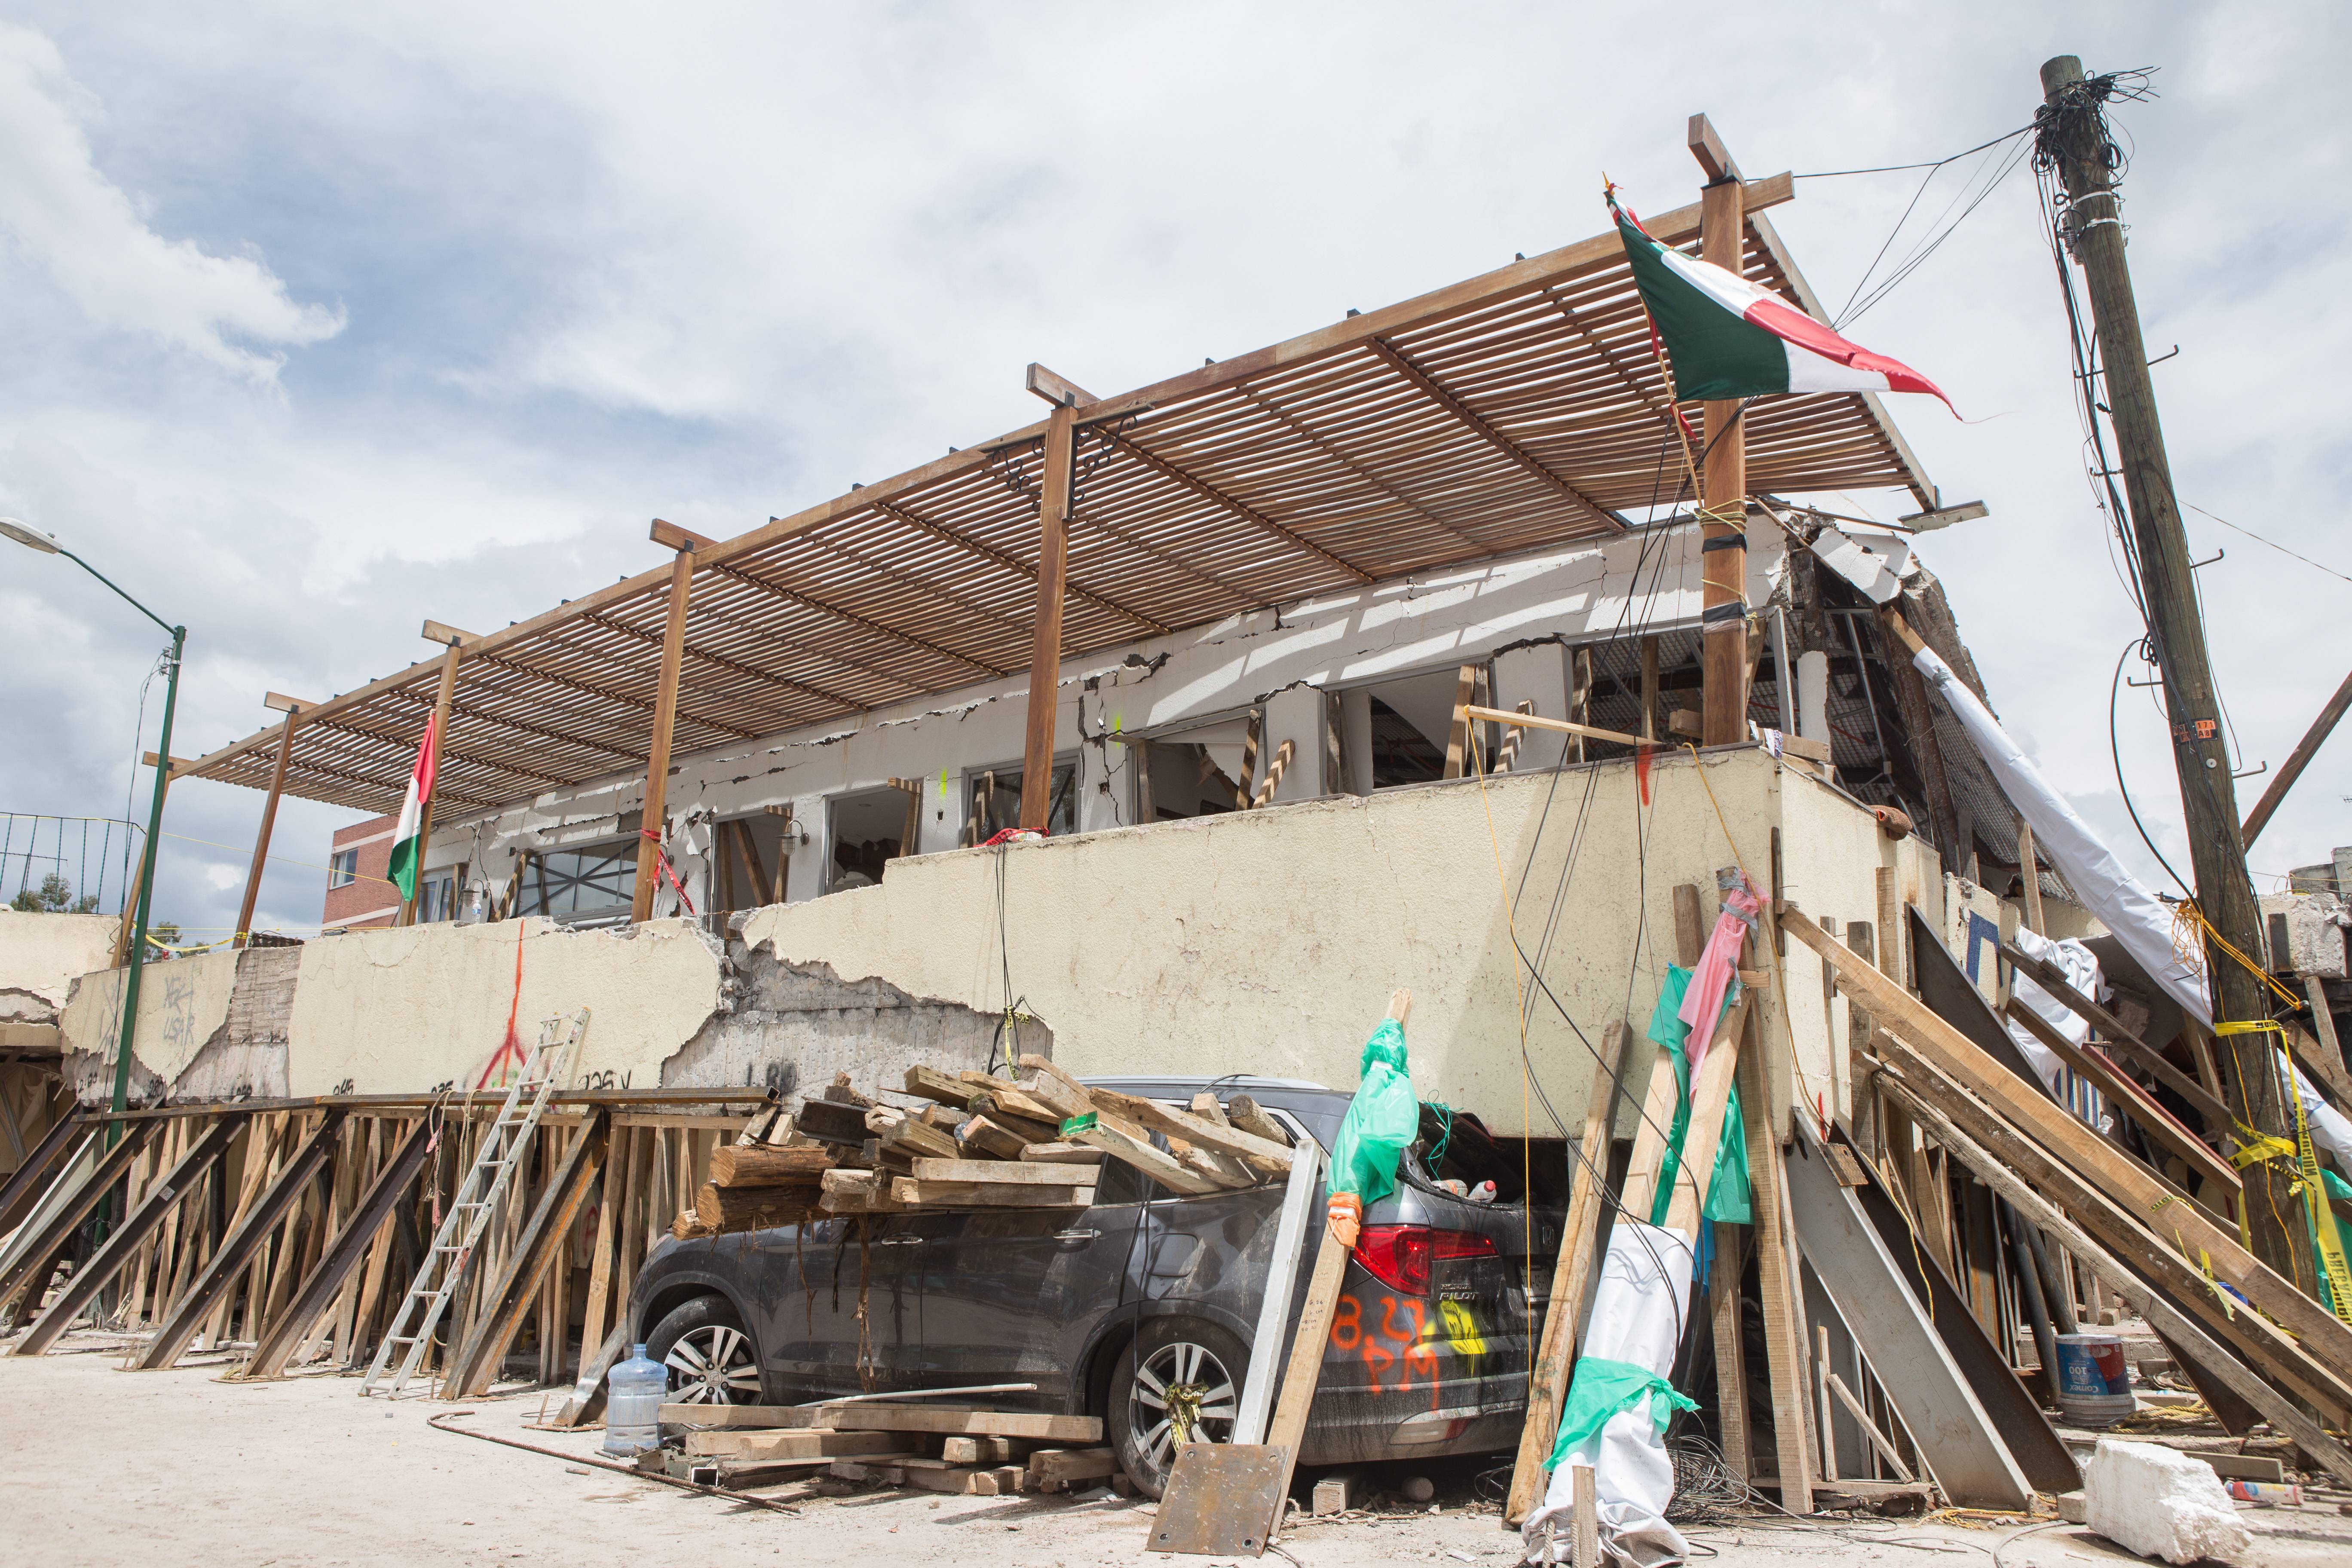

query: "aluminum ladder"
xmin=359 ymin=1008 xmax=588 ymax=1398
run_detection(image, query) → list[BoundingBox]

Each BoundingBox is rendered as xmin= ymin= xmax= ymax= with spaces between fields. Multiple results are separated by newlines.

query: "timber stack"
xmin=671 ymin=1056 xmax=1294 ymax=1238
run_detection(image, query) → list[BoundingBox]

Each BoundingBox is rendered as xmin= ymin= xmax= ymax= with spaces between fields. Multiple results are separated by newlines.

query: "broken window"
xmin=826 ymin=786 xmax=924 ymax=892
xmin=962 ymin=762 xmax=1075 ymax=842
xmin=514 ymin=842 xmax=636 ymax=922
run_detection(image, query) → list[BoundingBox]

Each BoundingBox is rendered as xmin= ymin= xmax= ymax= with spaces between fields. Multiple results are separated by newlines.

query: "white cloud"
xmin=0 ymin=21 xmax=343 ymax=381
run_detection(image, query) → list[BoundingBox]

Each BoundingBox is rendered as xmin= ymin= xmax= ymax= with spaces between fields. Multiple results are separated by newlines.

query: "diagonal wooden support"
xmin=135 ymin=1109 xmax=349 ymax=1369
xmin=1879 ymin=1067 xmax=2352 ymax=1490
xmin=1785 ymin=905 xmax=2352 ymax=1393
xmin=444 ymin=1109 xmax=612 ymax=1398
xmin=1505 ymin=1019 xmax=1634 ymax=1525
xmin=242 ymin=1118 xmax=434 ymax=1379
xmin=0 ymin=1112 xmax=91 ymax=1232
xmin=0 ymin=1116 xmax=159 ymax=1315
xmin=1733 ymin=997 xmax=1813 ymax=1512
xmin=14 ymin=1113 xmax=245 ymax=1356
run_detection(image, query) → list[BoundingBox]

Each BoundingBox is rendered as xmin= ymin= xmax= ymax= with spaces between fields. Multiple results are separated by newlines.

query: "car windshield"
xmin=1077 ymin=1077 xmax=1349 ymax=1151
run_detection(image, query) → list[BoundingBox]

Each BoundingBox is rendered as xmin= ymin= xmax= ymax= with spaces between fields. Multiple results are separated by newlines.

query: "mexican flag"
xmin=1611 ymin=191 xmax=1953 ymax=410
xmin=387 ymin=716 xmax=439 ymax=901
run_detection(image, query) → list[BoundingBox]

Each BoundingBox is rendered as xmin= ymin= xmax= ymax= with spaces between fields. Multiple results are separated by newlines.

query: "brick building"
xmin=322 ymin=813 xmax=401 ymax=930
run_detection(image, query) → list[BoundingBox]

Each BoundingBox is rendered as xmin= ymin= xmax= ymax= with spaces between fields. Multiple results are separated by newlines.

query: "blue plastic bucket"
xmin=2052 ymin=1332 xmax=2134 ymax=1428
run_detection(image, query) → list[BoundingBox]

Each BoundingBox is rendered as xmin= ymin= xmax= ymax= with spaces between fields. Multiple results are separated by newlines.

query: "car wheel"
xmin=1108 ymin=1317 xmax=1248 ymax=1500
xmin=646 ymin=1295 xmax=761 ymax=1405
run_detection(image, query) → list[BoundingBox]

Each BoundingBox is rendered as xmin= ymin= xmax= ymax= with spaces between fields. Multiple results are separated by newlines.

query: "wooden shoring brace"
xmin=1734 ymin=995 xmax=1814 ymax=1512
xmin=318 ymin=1118 xmax=388 ymax=1365
xmin=0 ymin=1113 xmax=92 ymax=1234
xmin=1249 ymin=739 xmax=1296 ymax=808
xmin=135 ymin=1109 xmax=349 ymax=1370
xmin=1441 ymin=665 xmax=1488 ymax=779
xmin=202 ymin=1113 xmax=287 ymax=1351
xmin=241 ymin=1118 xmax=433 ymax=1379
xmin=444 ymin=1109 xmax=612 ymax=1399
xmin=0 ymin=1116 xmax=161 ymax=1316
xmin=1492 ymin=699 xmax=1536 ymax=776
xmin=1263 ymin=989 xmax=1411 ymax=1544
xmin=1877 ymin=1067 xmax=2352 ymax=1489
xmin=1788 ymin=908 xmax=2352 ymax=1408
xmin=576 ymin=1122 xmax=629 ymax=1374
xmin=1237 ymin=708 xmax=1262 ymax=806
xmin=1504 ymin=1018 xmax=1635 ymax=1524
xmin=13 ymin=1114 xmax=244 ymax=1357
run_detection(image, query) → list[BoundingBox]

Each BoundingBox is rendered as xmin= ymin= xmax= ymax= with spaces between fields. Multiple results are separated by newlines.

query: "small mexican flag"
xmin=388 ymin=716 xmax=440 ymax=902
xmin=1610 ymin=189 xmax=1952 ymax=410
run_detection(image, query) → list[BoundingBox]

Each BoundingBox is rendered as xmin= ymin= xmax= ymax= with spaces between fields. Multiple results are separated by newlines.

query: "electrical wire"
xmin=2108 ymin=641 xmax=2192 ymax=895
xmin=1831 ymin=129 xmax=2037 ymax=330
xmin=1792 ymin=125 xmax=2036 ymax=180
xmin=2185 ymin=502 xmax=2352 ymax=588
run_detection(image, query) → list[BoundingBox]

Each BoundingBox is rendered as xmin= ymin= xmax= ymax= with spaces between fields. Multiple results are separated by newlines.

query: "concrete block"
xmin=2082 ymin=1438 xmax=2252 ymax=1565
xmin=2258 ymin=893 xmax=2348 ymax=979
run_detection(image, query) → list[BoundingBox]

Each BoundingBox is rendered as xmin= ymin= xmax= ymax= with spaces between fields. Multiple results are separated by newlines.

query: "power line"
xmin=1792 ymin=124 xmax=2036 ymax=179
xmin=2185 ymin=502 xmax=2352 ymax=588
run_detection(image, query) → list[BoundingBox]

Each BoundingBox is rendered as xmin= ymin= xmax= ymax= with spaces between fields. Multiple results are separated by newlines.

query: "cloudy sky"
xmin=1 ymin=3 xmax=2345 ymax=941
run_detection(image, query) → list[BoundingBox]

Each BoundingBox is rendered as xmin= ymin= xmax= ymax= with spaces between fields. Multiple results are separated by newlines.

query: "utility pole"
xmin=2036 ymin=57 xmax=2300 ymax=1281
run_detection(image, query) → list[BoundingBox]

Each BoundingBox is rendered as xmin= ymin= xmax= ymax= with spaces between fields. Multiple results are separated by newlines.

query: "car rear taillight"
xmin=1353 ymin=1225 xmax=1498 ymax=1295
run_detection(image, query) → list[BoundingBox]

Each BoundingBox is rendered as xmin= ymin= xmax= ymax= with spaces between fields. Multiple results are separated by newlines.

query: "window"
xmin=514 ymin=843 xmax=637 ymax=922
xmin=826 ymin=786 xmax=920 ymax=894
xmin=328 ymin=848 xmax=358 ymax=889
xmin=416 ymin=869 xmax=462 ymax=924
xmin=963 ymin=762 xmax=1075 ymax=842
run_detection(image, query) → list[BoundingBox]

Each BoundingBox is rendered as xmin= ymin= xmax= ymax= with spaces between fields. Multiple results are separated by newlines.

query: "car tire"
xmin=1107 ymin=1316 xmax=1250 ymax=1500
xmin=645 ymin=1294 xmax=762 ymax=1406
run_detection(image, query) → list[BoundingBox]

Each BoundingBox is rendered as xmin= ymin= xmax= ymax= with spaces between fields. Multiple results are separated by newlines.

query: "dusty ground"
xmin=6 ymin=1332 xmax=2350 ymax=1568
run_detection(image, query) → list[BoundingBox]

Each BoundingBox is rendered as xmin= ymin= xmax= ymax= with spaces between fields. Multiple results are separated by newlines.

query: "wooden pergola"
xmin=181 ymin=150 xmax=1936 ymax=922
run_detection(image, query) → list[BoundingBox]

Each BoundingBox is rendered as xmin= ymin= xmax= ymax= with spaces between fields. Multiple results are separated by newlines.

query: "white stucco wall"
xmin=0 ymin=910 xmax=120 ymax=1022
xmin=58 ymin=947 xmax=239 ymax=1086
xmin=283 ymin=917 xmax=725 ymax=1096
xmin=741 ymin=745 xmax=1865 ymax=1134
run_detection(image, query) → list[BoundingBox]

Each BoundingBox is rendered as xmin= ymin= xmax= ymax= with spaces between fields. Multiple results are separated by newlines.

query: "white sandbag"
xmin=1523 ymin=1220 xmax=1697 ymax=1568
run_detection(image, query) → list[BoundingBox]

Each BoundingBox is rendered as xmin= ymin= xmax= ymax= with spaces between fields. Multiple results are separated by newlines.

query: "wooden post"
xmin=1690 ymin=116 xmax=1750 ymax=747
xmin=632 ymin=522 xmax=705 ymax=920
xmin=1639 ymin=636 xmax=1660 ymax=742
xmin=2039 ymin=56 xmax=2299 ymax=1278
xmin=1734 ymin=996 xmax=1813 ymax=1512
xmin=1020 ymin=405 xmax=1077 ymax=832
xmin=1505 ymin=1018 xmax=1635 ymax=1523
xmin=2015 ymin=820 xmax=2045 ymax=935
xmin=234 ymin=695 xmax=308 ymax=947
xmin=2242 ymin=665 xmax=2352 ymax=848
xmin=399 ymin=630 xmax=466 ymax=926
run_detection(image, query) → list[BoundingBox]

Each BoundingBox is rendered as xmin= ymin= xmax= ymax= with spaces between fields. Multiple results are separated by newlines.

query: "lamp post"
xmin=1 ymin=518 xmax=185 ymax=1151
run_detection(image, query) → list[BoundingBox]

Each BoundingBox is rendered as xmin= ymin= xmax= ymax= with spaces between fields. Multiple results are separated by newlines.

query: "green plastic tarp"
xmin=1643 ymin=965 xmax=1751 ymax=1228
xmin=1329 ymin=1017 xmax=1417 ymax=1205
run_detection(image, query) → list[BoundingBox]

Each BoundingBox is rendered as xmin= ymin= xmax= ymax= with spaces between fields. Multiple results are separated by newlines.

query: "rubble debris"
xmin=2082 ymin=1437 xmax=2253 ymax=1565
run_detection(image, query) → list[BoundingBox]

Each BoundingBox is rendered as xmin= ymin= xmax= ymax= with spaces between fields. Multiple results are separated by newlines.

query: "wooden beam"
xmin=1996 ymin=942 xmax=2230 ymax=1126
xmin=234 ymin=702 xmax=303 ymax=947
xmin=868 ymin=495 xmax=1167 ymax=637
xmin=0 ymin=1117 xmax=166 ymax=1325
xmin=2241 ymin=665 xmax=2352 ymax=848
xmin=1692 ymin=116 xmax=1752 ymax=748
xmin=242 ymin=1118 xmax=432 ymax=1379
xmin=135 ymin=1109 xmax=349 ymax=1369
xmin=445 ymin=1110 xmax=611 ymax=1398
xmin=1020 ymin=404 xmax=1076 ymax=833
xmin=1464 ymin=704 xmax=1646 ymax=751
xmin=1368 ymin=338 xmax=1621 ymax=534
xmin=2015 ymin=821 xmax=2045 ymax=935
xmin=1877 ymin=1065 xmax=2352 ymax=1485
xmin=631 ymin=543 xmax=696 ymax=921
xmin=1099 ymin=426 xmax=1375 ymax=587
xmin=1786 ymin=906 xmax=2352 ymax=1389
xmin=1024 ymin=361 xmax=1093 ymax=408
xmin=1505 ymin=1019 xmax=1635 ymax=1524
xmin=649 ymin=517 xmax=718 ymax=552
xmin=1999 ymin=997 xmax=2238 ymax=1196
xmin=1736 ymin=992 xmax=1813 ymax=1513
xmin=398 ymin=630 xmax=465 ymax=926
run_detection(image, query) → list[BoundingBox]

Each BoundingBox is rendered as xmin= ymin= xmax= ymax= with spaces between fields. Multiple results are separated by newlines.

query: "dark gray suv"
xmin=626 ymin=1075 xmax=1565 ymax=1495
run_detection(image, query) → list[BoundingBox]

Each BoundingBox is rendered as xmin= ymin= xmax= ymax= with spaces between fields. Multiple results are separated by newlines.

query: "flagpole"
xmin=400 ymin=629 xmax=465 ymax=925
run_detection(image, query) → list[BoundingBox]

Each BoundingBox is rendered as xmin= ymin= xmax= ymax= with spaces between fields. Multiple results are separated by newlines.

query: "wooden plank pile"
xmin=672 ymin=1057 xmax=1296 ymax=1237
xmin=658 ymin=1400 xmax=1120 ymax=1496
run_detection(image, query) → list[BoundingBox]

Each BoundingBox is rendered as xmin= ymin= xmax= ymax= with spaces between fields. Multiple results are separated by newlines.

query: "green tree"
xmin=10 ymin=872 xmax=75 ymax=913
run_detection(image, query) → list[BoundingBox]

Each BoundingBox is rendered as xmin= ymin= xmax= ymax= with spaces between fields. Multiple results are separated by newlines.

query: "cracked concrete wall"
xmin=0 ymin=910 xmax=119 ymax=1023
xmin=58 ymin=946 xmax=240 ymax=1098
xmin=412 ymin=524 xmax=1788 ymax=922
xmin=741 ymin=746 xmax=1862 ymax=1128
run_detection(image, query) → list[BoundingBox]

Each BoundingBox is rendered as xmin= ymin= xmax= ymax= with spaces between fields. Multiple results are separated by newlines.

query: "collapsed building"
xmin=6 ymin=118 xmax=2351 ymax=1546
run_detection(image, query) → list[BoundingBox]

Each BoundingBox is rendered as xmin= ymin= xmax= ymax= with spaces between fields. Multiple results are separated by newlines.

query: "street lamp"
xmin=2 ymin=517 xmax=185 ymax=1152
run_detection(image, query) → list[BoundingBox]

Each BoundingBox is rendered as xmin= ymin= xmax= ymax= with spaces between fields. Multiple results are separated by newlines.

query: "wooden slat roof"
xmin=184 ymin=178 xmax=1936 ymax=816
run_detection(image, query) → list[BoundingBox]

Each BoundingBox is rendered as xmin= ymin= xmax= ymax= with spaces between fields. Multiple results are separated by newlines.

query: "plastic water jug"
xmin=601 ymin=1343 xmax=667 ymax=1456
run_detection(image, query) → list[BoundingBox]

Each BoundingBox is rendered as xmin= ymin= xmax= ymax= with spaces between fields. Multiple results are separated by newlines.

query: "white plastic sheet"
xmin=1913 ymin=645 xmax=2352 ymax=1179
xmin=1523 ymin=1221 xmax=1697 ymax=1568
xmin=2002 ymin=927 xmax=2101 ymax=1091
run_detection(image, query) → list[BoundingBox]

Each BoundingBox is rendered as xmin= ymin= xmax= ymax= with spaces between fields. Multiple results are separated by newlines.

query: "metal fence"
xmin=2 ymin=812 xmax=144 ymax=918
